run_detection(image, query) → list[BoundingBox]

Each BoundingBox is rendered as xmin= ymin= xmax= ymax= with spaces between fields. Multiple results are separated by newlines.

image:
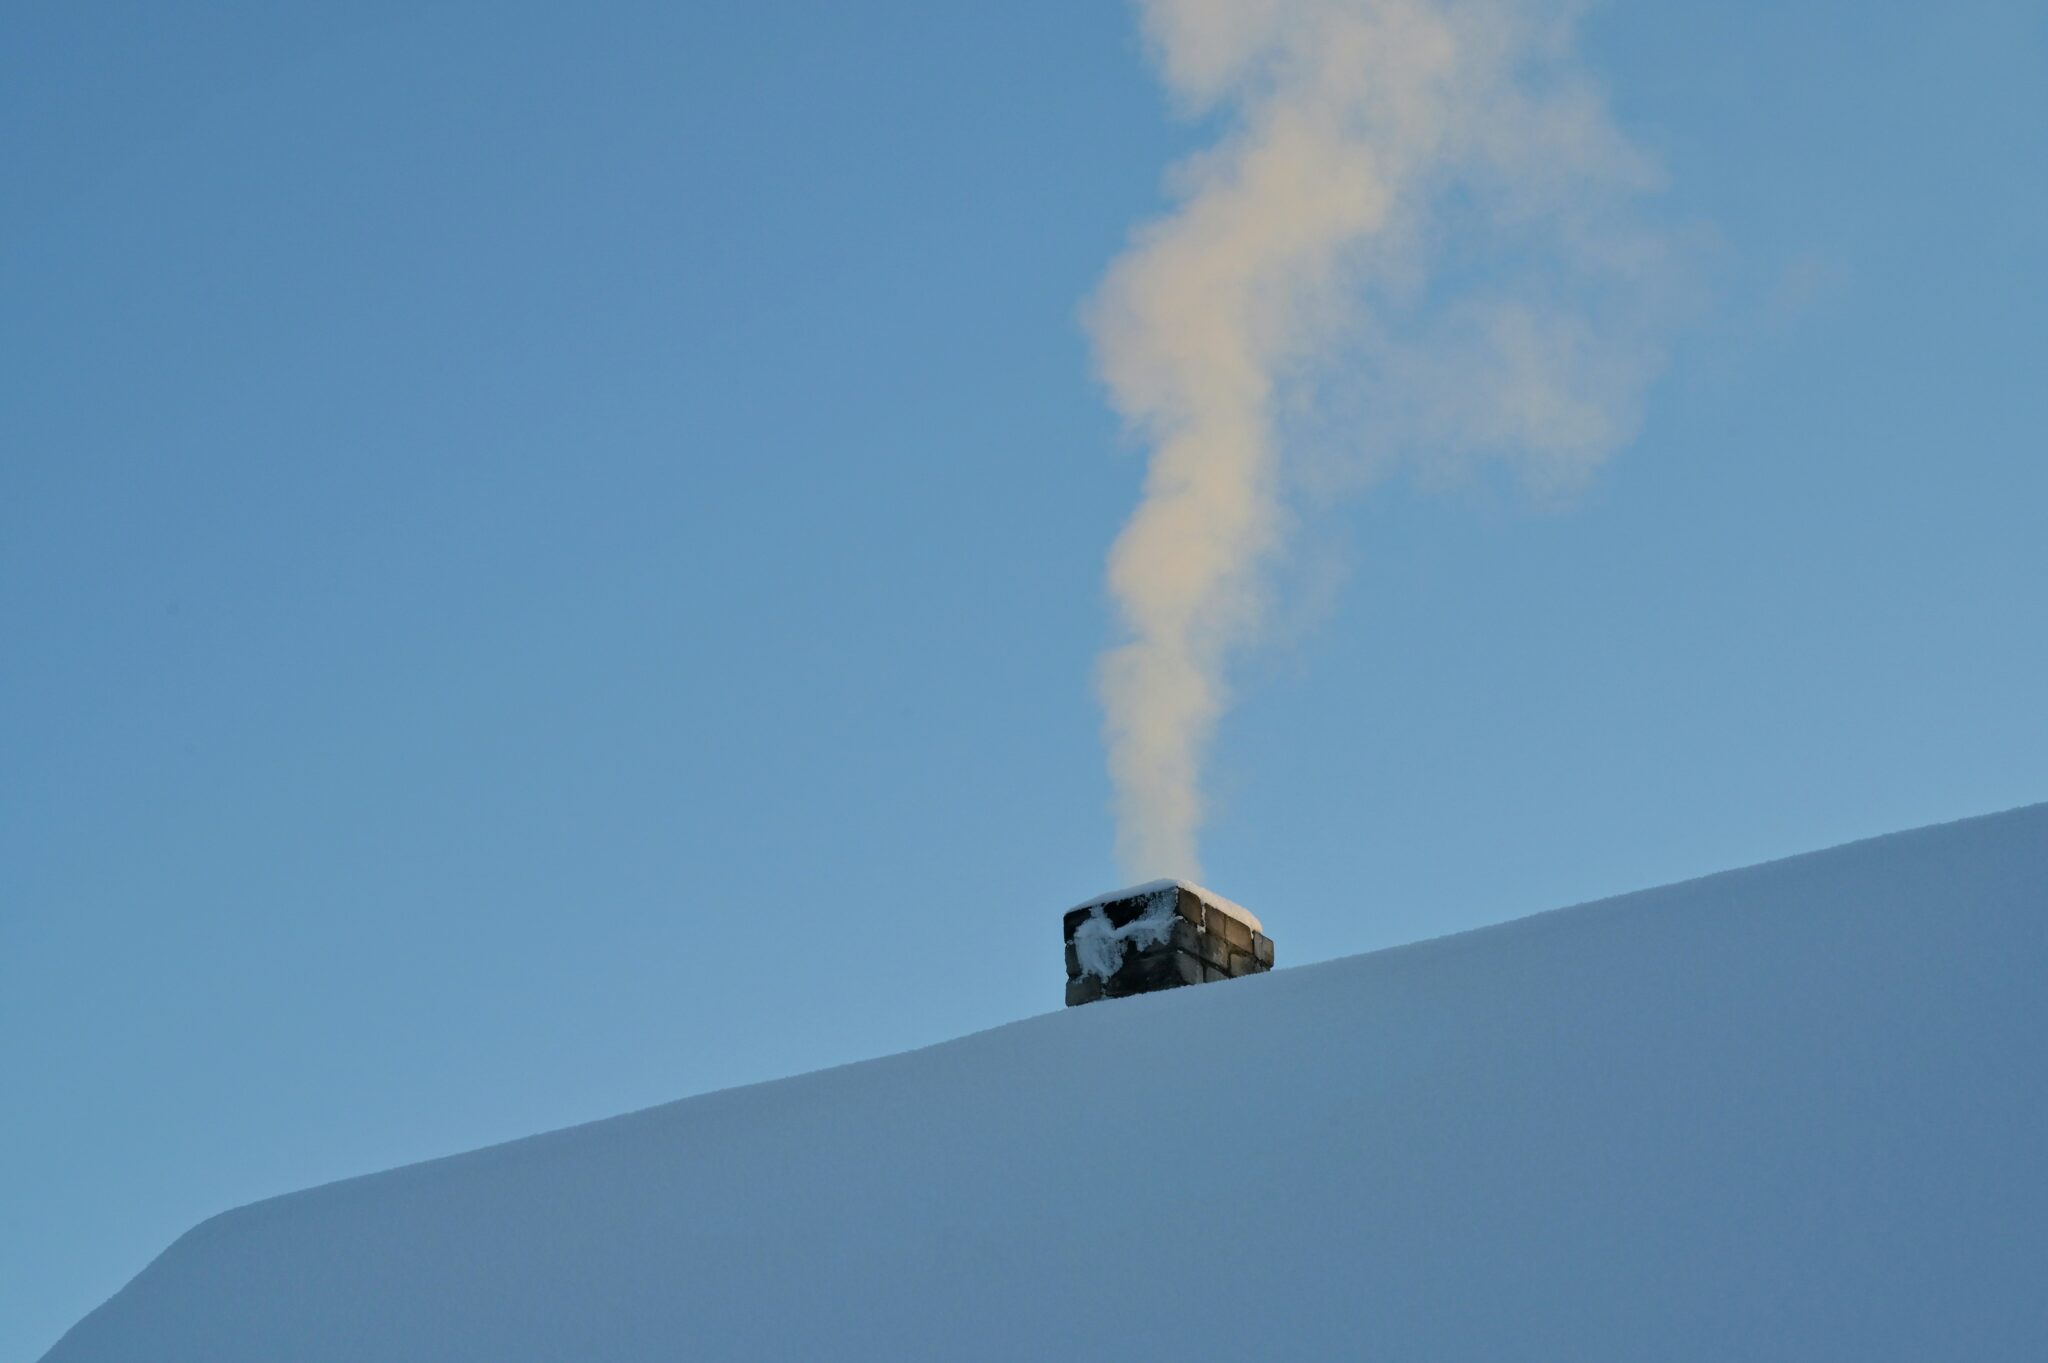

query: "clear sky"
xmin=2 ymin=2 xmax=2042 ymax=1358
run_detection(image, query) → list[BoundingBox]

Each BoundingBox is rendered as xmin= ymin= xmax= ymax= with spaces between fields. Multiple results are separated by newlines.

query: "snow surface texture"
xmin=45 ymin=804 xmax=2048 ymax=1362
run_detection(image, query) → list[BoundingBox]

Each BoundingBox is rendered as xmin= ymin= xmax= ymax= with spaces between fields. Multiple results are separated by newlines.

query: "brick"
xmin=1227 ymin=950 xmax=1254 ymax=978
xmin=1101 ymin=945 xmax=1201 ymax=996
xmin=1210 ymin=908 xmax=1254 ymax=952
xmin=1203 ymin=964 xmax=1228 ymax=983
xmin=1065 ymin=976 xmax=1103 ymax=1007
xmin=1126 ymin=946 xmax=1204 ymax=991
xmin=1065 ymin=941 xmax=1081 ymax=978
xmin=1253 ymin=933 xmax=1275 ymax=968
xmin=1199 ymin=927 xmax=1231 ymax=969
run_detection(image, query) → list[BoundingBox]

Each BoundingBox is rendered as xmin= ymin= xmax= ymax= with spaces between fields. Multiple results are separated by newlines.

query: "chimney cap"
xmin=1064 ymin=878 xmax=1261 ymax=933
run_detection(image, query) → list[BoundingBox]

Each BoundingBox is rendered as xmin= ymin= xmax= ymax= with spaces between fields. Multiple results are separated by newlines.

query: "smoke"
xmin=1090 ymin=0 xmax=1677 ymax=880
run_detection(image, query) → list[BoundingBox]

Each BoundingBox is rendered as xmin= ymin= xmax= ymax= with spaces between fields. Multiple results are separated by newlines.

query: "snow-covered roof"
xmin=48 ymin=803 xmax=2048 ymax=1363
xmin=1065 ymin=878 xmax=1262 ymax=932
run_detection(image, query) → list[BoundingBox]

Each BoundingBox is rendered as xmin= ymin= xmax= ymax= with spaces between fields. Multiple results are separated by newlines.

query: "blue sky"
xmin=2 ymin=1 xmax=2043 ymax=1357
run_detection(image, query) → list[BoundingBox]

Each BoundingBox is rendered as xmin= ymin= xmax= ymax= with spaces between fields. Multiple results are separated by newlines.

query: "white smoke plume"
xmin=1090 ymin=0 xmax=1677 ymax=880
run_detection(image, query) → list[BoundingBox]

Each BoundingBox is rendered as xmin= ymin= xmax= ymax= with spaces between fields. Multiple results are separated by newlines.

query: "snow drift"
xmin=44 ymin=804 xmax=2048 ymax=1361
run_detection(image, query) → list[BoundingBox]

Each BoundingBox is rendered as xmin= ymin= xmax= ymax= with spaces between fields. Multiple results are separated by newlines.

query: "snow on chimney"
xmin=1062 ymin=881 xmax=1273 ymax=1006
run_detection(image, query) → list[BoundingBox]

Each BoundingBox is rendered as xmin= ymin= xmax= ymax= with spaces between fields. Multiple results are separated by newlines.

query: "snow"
xmin=1070 ymin=883 xmax=1182 ymax=978
xmin=1066 ymin=877 xmax=1262 ymax=931
xmin=43 ymin=802 xmax=2048 ymax=1362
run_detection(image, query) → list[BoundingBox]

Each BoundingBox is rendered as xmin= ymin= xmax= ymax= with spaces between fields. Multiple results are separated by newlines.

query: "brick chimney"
xmin=1063 ymin=881 xmax=1273 ymax=1006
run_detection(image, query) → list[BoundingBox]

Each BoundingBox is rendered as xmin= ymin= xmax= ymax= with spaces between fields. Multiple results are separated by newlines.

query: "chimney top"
xmin=1063 ymin=878 xmax=1262 ymax=931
